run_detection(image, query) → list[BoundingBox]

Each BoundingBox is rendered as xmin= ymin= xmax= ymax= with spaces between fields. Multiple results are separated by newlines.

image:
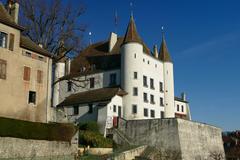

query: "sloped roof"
xmin=58 ymin=87 xmax=127 ymax=106
xmin=70 ymin=37 xmax=150 ymax=74
xmin=0 ymin=3 xmax=24 ymax=30
xmin=122 ymin=15 xmax=142 ymax=45
xmin=159 ymin=35 xmax=172 ymax=62
xmin=20 ymin=35 xmax=52 ymax=57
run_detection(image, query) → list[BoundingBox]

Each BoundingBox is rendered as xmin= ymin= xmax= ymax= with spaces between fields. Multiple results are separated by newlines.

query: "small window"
xmin=144 ymin=108 xmax=148 ymax=117
xmin=88 ymin=104 xmax=93 ymax=113
xmin=89 ymin=77 xmax=95 ymax=88
xmin=73 ymin=105 xmax=79 ymax=115
xmin=38 ymin=56 xmax=44 ymax=61
xmin=113 ymin=105 xmax=117 ymax=112
xmin=132 ymin=105 xmax=137 ymax=114
xmin=25 ymin=52 xmax=32 ymax=57
xmin=150 ymin=78 xmax=154 ymax=89
xmin=159 ymin=82 xmax=163 ymax=92
xmin=133 ymin=87 xmax=138 ymax=96
xmin=155 ymin=64 xmax=157 ymax=68
xmin=23 ymin=66 xmax=31 ymax=81
xmin=134 ymin=53 xmax=136 ymax=58
xmin=148 ymin=61 xmax=150 ymax=64
xmin=134 ymin=72 xmax=137 ymax=79
xmin=177 ymin=105 xmax=180 ymax=111
xmin=109 ymin=73 xmax=117 ymax=86
xmin=0 ymin=59 xmax=7 ymax=79
xmin=150 ymin=110 xmax=155 ymax=118
xmin=143 ymin=58 xmax=145 ymax=62
xmin=67 ymin=81 xmax=72 ymax=92
xmin=160 ymin=97 xmax=164 ymax=106
xmin=28 ymin=91 xmax=36 ymax=104
xmin=161 ymin=111 xmax=164 ymax=118
xmin=143 ymin=76 xmax=147 ymax=87
xmin=182 ymin=105 xmax=184 ymax=112
xmin=143 ymin=93 xmax=148 ymax=103
xmin=0 ymin=32 xmax=7 ymax=48
xmin=37 ymin=70 xmax=43 ymax=83
xmin=150 ymin=95 xmax=155 ymax=104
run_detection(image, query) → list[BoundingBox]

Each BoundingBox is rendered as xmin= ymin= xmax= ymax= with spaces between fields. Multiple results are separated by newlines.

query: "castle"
xmin=54 ymin=15 xmax=191 ymax=130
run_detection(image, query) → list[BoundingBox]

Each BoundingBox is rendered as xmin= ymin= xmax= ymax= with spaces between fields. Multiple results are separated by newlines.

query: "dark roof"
xmin=58 ymin=87 xmax=127 ymax=106
xmin=0 ymin=3 xmax=24 ymax=30
xmin=20 ymin=35 xmax=52 ymax=57
xmin=175 ymin=97 xmax=188 ymax=103
xmin=159 ymin=35 xmax=172 ymax=62
xmin=70 ymin=37 xmax=150 ymax=74
xmin=122 ymin=15 xmax=142 ymax=45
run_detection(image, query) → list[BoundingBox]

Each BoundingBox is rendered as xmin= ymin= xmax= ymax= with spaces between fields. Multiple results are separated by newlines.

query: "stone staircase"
xmin=134 ymin=146 xmax=157 ymax=160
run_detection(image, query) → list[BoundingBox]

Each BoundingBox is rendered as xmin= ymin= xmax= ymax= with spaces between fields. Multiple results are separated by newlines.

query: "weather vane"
xmin=130 ymin=1 xmax=133 ymax=16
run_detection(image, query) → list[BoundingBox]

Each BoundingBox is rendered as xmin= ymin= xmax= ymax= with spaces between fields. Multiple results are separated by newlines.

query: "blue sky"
xmin=72 ymin=0 xmax=240 ymax=131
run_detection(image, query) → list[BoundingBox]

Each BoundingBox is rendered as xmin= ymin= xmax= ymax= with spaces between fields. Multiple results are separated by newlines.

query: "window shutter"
xmin=24 ymin=66 xmax=31 ymax=81
xmin=0 ymin=59 xmax=7 ymax=79
xmin=37 ymin=70 xmax=43 ymax=83
xmin=9 ymin=33 xmax=14 ymax=51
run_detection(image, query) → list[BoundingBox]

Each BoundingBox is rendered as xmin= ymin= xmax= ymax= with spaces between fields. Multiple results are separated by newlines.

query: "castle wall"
xmin=114 ymin=118 xmax=225 ymax=160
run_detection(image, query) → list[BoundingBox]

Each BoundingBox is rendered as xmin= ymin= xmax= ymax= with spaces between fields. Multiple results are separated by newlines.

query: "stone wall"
xmin=0 ymin=137 xmax=78 ymax=159
xmin=114 ymin=118 xmax=225 ymax=160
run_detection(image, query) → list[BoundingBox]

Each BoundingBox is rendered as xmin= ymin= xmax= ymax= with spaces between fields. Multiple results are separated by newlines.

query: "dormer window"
xmin=0 ymin=32 xmax=8 ymax=48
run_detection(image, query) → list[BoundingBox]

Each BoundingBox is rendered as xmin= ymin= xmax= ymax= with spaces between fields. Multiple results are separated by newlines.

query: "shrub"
xmin=78 ymin=121 xmax=99 ymax=133
xmin=0 ymin=117 xmax=77 ymax=142
xmin=79 ymin=131 xmax=113 ymax=148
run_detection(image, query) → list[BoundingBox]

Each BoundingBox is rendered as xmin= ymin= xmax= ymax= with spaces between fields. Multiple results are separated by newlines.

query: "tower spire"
xmin=159 ymin=27 xmax=172 ymax=62
xmin=122 ymin=14 xmax=142 ymax=45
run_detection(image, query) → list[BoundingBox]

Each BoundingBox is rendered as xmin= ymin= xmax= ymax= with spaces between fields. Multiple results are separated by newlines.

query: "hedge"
xmin=0 ymin=117 xmax=77 ymax=142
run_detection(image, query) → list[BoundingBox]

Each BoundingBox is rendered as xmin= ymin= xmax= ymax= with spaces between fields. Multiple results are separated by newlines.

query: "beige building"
xmin=0 ymin=1 xmax=52 ymax=122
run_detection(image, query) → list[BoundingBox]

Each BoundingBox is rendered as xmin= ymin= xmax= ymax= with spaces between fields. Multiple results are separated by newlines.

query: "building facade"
xmin=55 ymin=15 xmax=191 ymax=128
xmin=0 ymin=1 xmax=52 ymax=122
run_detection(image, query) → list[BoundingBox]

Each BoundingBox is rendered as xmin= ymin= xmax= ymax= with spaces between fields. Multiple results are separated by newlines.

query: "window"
xmin=161 ymin=111 xmax=164 ymax=118
xmin=134 ymin=72 xmax=137 ymax=79
xmin=113 ymin=105 xmax=117 ymax=112
xmin=150 ymin=78 xmax=154 ymax=89
xmin=150 ymin=110 xmax=155 ymax=118
xmin=148 ymin=61 xmax=150 ymax=64
xmin=73 ymin=105 xmax=79 ymax=115
xmin=160 ymin=97 xmax=164 ymax=106
xmin=143 ymin=93 xmax=148 ymax=102
xmin=132 ymin=105 xmax=137 ymax=114
xmin=37 ymin=70 xmax=43 ymax=83
xmin=25 ymin=52 xmax=32 ymax=57
xmin=134 ymin=53 xmax=136 ymax=58
xmin=89 ymin=77 xmax=95 ymax=88
xmin=23 ymin=66 xmax=31 ymax=81
xmin=182 ymin=105 xmax=184 ymax=112
xmin=67 ymin=81 xmax=72 ymax=92
xmin=143 ymin=76 xmax=147 ymax=87
xmin=159 ymin=82 xmax=163 ymax=92
xmin=133 ymin=87 xmax=138 ymax=96
xmin=144 ymin=108 xmax=148 ymax=117
xmin=109 ymin=73 xmax=116 ymax=86
xmin=0 ymin=59 xmax=6 ymax=79
xmin=9 ymin=33 xmax=14 ymax=51
xmin=177 ymin=105 xmax=180 ymax=111
xmin=28 ymin=91 xmax=36 ymax=104
xmin=143 ymin=58 xmax=145 ymax=62
xmin=0 ymin=32 xmax=7 ymax=48
xmin=88 ymin=104 xmax=93 ymax=113
xmin=150 ymin=95 xmax=155 ymax=104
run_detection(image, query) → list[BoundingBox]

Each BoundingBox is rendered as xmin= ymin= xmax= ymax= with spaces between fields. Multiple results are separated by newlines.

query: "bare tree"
xmin=19 ymin=0 xmax=86 ymax=62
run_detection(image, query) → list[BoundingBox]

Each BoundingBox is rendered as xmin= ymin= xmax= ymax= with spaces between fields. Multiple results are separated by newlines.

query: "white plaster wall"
xmin=58 ymin=69 xmax=120 ymax=105
xmin=163 ymin=62 xmax=175 ymax=118
xmin=174 ymin=100 xmax=187 ymax=115
xmin=121 ymin=42 xmax=165 ymax=120
xmin=53 ymin=63 xmax=65 ymax=107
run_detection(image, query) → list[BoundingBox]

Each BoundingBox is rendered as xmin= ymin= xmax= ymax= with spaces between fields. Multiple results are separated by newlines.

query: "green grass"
xmin=0 ymin=117 xmax=77 ymax=142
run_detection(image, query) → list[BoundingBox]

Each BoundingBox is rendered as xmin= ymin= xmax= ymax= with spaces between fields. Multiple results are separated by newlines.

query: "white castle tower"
xmin=159 ymin=34 xmax=175 ymax=118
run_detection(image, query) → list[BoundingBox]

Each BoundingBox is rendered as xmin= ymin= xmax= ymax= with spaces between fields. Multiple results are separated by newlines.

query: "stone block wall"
xmin=114 ymin=118 xmax=225 ymax=160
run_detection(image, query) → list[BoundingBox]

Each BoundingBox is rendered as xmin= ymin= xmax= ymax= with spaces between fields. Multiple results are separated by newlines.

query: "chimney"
xmin=6 ymin=0 xmax=19 ymax=23
xmin=181 ymin=92 xmax=186 ymax=101
xmin=153 ymin=45 xmax=158 ymax=58
xmin=65 ymin=58 xmax=71 ymax=75
xmin=109 ymin=32 xmax=117 ymax=52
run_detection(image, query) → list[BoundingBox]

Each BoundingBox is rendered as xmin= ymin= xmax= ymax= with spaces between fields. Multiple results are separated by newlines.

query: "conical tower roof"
xmin=122 ymin=15 xmax=142 ymax=45
xmin=159 ymin=34 xmax=172 ymax=62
